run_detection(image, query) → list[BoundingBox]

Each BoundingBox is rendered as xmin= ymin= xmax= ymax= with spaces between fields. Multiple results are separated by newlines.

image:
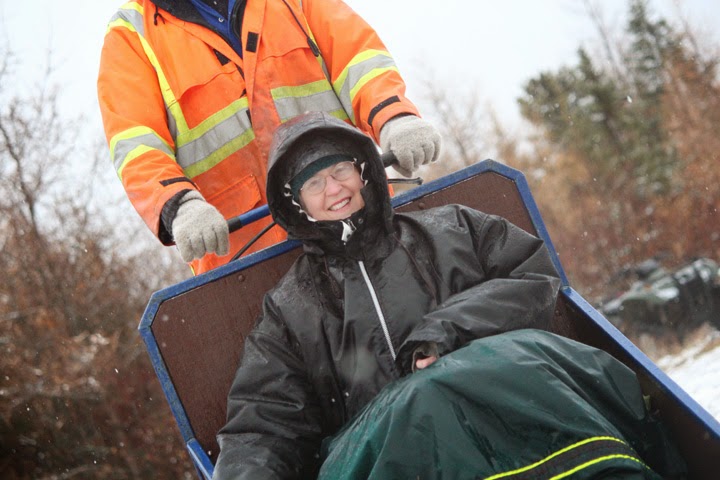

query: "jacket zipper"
xmin=357 ymin=261 xmax=397 ymax=360
xmin=280 ymin=0 xmax=321 ymax=56
xmin=230 ymin=0 xmax=246 ymax=40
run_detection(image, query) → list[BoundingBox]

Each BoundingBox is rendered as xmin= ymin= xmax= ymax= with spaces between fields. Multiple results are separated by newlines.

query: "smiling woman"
xmin=211 ymin=111 xmax=687 ymax=480
xmin=293 ymin=158 xmax=366 ymax=221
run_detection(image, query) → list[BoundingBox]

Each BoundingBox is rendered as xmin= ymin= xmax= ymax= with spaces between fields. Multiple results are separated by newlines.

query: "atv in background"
xmin=600 ymin=257 xmax=720 ymax=334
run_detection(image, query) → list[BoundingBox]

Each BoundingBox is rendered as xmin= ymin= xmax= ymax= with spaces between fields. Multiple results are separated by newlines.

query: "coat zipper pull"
xmin=280 ymin=0 xmax=320 ymax=57
xmin=307 ymin=37 xmax=320 ymax=57
xmin=340 ymin=220 xmax=356 ymax=243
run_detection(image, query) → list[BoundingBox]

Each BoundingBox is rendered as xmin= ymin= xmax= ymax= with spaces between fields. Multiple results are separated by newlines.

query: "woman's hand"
xmin=415 ymin=355 xmax=438 ymax=370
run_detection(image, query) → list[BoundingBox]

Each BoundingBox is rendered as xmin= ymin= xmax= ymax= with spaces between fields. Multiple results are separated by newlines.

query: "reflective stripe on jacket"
xmin=97 ymin=0 xmax=419 ymax=273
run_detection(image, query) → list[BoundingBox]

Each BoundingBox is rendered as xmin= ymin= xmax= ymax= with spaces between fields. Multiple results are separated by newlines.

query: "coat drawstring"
xmin=154 ymin=5 xmax=165 ymax=25
xmin=280 ymin=0 xmax=321 ymax=56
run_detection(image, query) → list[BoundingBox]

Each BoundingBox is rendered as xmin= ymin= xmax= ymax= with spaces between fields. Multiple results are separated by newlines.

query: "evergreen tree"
xmin=518 ymin=0 xmax=680 ymax=198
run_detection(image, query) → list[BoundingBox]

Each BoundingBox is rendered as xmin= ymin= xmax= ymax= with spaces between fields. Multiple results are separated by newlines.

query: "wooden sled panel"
xmin=139 ymin=160 xmax=720 ymax=479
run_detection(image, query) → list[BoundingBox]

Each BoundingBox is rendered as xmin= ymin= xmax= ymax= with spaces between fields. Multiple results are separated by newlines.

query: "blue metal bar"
xmin=563 ymin=287 xmax=720 ymax=438
xmin=227 ymin=204 xmax=271 ymax=233
xmin=138 ymin=292 xmax=196 ymax=443
xmin=187 ymin=438 xmax=215 ymax=480
xmin=390 ymin=159 xmax=569 ymax=285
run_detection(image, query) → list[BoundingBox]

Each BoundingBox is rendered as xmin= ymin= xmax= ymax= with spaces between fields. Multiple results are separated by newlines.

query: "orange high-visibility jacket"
xmin=98 ymin=0 xmax=419 ymax=274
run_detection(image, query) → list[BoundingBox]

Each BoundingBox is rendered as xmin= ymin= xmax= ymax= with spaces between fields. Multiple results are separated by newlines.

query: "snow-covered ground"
xmin=656 ymin=327 xmax=720 ymax=421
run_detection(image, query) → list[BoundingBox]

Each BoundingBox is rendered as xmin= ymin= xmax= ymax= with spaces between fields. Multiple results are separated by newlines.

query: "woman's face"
xmin=299 ymin=161 xmax=365 ymax=221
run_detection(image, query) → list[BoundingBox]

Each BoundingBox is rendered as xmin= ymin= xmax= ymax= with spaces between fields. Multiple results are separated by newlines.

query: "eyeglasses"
xmin=300 ymin=161 xmax=358 ymax=196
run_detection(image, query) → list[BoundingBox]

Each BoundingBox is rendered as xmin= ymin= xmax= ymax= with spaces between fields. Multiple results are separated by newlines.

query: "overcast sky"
xmin=2 ymin=0 xmax=719 ymax=136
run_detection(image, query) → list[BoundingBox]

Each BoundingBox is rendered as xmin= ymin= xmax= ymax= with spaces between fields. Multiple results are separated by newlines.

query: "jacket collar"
xmin=150 ymin=0 xmax=204 ymax=23
xmin=301 ymin=203 xmax=395 ymax=262
xmin=150 ymin=0 xmax=247 ymax=56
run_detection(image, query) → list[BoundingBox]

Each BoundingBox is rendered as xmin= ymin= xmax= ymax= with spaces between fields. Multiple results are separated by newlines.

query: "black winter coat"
xmin=213 ymin=113 xmax=561 ymax=479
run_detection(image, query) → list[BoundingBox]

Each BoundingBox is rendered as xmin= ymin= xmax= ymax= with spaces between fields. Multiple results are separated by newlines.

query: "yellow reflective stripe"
xmin=482 ymin=436 xmax=638 ymax=480
xmin=183 ymin=129 xmax=254 ymax=179
xmin=117 ymin=145 xmax=161 ymax=179
xmin=549 ymin=454 xmax=646 ymax=480
xmin=272 ymin=79 xmax=331 ymax=99
xmin=305 ymin=23 xmax=332 ymax=92
xmin=110 ymin=126 xmax=174 ymax=179
xmin=106 ymin=2 xmax=144 ymax=35
xmin=176 ymin=97 xmax=249 ymax=146
xmin=349 ymin=66 xmax=398 ymax=100
xmin=296 ymin=0 xmax=352 ymax=122
xmin=317 ymin=55 xmax=330 ymax=81
xmin=107 ymin=3 xmax=188 ymax=134
xmin=333 ymin=50 xmax=398 ymax=122
xmin=178 ymin=98 xmax=254 ymax=178
xmin=271 ymin=80 xmax=348 ymax=122
xmin=322 ymin=110 xmax=350 ymax=122
xmin=334 ymin=49 xmax=388 ymax=91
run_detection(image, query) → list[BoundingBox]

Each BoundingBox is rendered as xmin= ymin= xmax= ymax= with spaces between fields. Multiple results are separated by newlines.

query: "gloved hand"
xmin=379 ymin=115 xmax=442 ymax=177
xmin=171 ymin=190 xmax=229 ymax=262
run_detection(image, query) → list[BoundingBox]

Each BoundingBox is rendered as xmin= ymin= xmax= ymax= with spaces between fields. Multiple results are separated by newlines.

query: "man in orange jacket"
xmin=97 ymin=0 xmax=441 ymax=275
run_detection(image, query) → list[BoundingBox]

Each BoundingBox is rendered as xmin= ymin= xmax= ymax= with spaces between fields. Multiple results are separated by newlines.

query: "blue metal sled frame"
xmin=138 ymin=159 xmax=720 ymax=479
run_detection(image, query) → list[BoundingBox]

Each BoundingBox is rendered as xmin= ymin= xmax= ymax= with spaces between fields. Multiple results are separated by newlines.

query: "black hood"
xmin=266 ymin=112 xmax=394 ymax=255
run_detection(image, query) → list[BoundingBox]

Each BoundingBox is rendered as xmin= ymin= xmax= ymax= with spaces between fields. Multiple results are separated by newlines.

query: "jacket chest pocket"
xmin=255 ymin=8 xmax=328 ymax=88
xmin=173 ymin=53 xmax=246 ymax=111
xmin=155 ymin=27 xmax=246 ymax=113
xmin=257 ymin=0 xmax=313 ymax=61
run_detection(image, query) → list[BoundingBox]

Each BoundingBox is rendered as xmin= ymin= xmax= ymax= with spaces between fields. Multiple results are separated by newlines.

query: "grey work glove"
xmin=379 ymin=115 xmax=442 ymax=177
xmin=171 ymin=190 xmax=229 ymax=262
